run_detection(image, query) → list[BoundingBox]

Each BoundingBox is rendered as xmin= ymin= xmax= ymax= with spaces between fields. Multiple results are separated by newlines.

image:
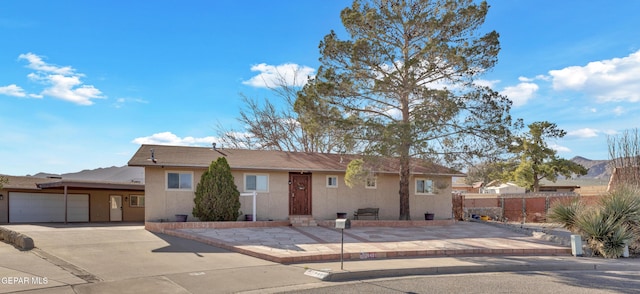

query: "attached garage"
xmin=9 ymin=192 xmax=89 ymax=223
xmin=0 ymin=175 xmax=145 ymax=224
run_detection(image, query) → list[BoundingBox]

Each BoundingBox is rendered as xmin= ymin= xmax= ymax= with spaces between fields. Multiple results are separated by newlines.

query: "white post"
xmin=252 ymin=191 xmax=257 ymax=222
xmin=571 ymin=235 xmax=583 ymax=256
xmin=240 ymin=192 xmax=258 ymax=222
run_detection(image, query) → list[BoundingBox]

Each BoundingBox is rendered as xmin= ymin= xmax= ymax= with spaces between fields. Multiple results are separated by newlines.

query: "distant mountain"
xmin=570 ymin=156 xmax=610 ymax=179
xmin=31 ymin=166 xmax=144 ymax=183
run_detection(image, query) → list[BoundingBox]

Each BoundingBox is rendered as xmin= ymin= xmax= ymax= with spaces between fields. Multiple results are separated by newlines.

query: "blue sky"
xmin=1 ymin=1 xmax=640 ymax=176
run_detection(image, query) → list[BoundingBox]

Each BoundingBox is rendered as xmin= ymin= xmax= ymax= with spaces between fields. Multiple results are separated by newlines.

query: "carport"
xmin=1 ymin=176 xmax=145 ymax=223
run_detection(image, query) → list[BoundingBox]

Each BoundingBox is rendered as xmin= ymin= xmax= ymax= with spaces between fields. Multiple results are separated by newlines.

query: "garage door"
xmin=9 ymin=192 xmax=89 ymax=223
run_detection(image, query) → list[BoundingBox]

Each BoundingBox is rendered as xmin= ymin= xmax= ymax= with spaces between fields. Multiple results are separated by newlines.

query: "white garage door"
xmin=9 ymin=192 xmax=89 ymax=223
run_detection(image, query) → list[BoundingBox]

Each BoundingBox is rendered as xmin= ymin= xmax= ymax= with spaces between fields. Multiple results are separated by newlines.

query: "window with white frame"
xmin=166 ymin=172 xmax=193 ymax=190
xmin=245 ymin=174 xmax=268 ymax=192
xmin=130 ymin=195 xmax=145 ymax=207
xmin=326 ymin=175 xmax=338 ymax=188
xmin=365 ymin=177 xmax=377 ymax=189
xmin=416 ymin=178 xmax=434 ymax=194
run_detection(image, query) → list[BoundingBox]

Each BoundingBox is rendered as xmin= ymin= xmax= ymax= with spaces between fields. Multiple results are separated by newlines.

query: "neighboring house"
xmin=127 ymin=144 xmax=463 ymax=222
xmin=481 ymin=181 xmax=526 ymax=194
xmin=451 ymin=177 xmax=479 ymax=194
xmin=0 ymin=175 xmax=145 ymax=223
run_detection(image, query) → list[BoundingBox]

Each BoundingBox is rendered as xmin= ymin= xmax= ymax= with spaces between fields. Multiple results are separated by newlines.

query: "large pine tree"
xmin=297 ymin=0 xmax=516 ymax=219
xmin=193 ymin=157 xmax=241 ymax=221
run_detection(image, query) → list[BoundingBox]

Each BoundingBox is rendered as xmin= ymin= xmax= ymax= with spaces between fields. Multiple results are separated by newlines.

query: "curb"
xmin=310 ymin=260 xmax=628 ymax=282
xmin=0 ymin=226 xmax=34 ymax=250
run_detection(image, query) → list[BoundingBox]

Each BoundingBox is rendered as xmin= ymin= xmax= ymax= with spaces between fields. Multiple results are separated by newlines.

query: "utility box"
xmin=571 ymin=235 xmax=583 ymax=256
xmin=336 ymin=218 xmax=351 ymax=229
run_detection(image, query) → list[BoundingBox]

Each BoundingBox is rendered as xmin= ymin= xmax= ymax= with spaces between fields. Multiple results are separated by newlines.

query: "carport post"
xmin=64 ymin=185 xmax=68 ymax=224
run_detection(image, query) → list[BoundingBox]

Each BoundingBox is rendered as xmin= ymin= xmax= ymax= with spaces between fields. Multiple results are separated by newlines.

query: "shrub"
xmin=548 ymin=198 xmax=584 ymax=233
xmin=574 ymin=208 xmax=634 ymax=258
xmin=548 ymin=186 xmax=640 ymax=258
xmin=192 ymin=157 xmax=241 ymax=221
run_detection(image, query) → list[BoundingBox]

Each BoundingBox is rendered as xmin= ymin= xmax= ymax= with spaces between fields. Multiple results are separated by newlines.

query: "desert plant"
xmin=599 ymin=185 xmax=640 ymax=227
xmin=574 ymin=209 xmax=634 ymax=258
xmin=548 ymin=198 xmax=585 ymax=233
xmin=599 ymin=185 xmax=640 ymax=255
xmin=192 ymin=157 xmax=241 ymax=221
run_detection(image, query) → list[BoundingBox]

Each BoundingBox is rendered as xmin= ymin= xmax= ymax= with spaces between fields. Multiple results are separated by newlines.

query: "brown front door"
xmin=289 ymin=173 xmax=312 ymax=215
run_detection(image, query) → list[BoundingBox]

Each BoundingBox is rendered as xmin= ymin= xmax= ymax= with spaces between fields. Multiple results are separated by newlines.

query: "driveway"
xmin=0 ymin=223 xmax=320 ymax=293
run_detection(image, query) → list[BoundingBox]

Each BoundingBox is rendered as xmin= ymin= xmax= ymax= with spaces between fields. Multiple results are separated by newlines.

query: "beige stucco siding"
xmin=0 ymin=189 xmax=6 ymax=223
xmin=311 ymin=173 xmax=452 ymax=220
xmin=144 ymin=166 xmax=453 ymax=222
xmin=237 ymin=170 xmax=289 ymax=221
xmin=144 ymin=167 xmax=291 ymax=221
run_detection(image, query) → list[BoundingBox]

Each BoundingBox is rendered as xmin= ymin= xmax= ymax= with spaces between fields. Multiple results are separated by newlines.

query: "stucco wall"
xmin=145 ymin=166 xmax=453 ymax=222
xmin=0 ymin=188 xmax=7 ymax=223
xmin=311 ymin=172 xmax=452 ymax=220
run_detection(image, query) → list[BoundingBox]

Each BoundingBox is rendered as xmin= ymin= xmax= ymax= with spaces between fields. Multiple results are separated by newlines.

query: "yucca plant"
xmin=600 ymin=185 xmax=640 ymax=256
xmin=548 ymin=198 xmax=585 ymax=233
xmin=600 ymin=185 xmax=640 ymax=227
xmin=574 ymin=209 xmax=633 ymax=258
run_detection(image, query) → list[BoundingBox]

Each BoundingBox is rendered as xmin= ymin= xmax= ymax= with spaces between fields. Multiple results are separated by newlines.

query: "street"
xmin=280 ymin=270 xmax=640 ymax=294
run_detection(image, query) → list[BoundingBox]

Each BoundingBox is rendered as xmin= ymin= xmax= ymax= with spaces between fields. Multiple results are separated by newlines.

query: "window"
xmin=326 ymin=176 xmax=338 ymax=188
xmin=245 ymin=174 xmax=268 ymax=192
xmin=167 ymin=172 xmax=193 ymax=190
xmin=416 ymin=179 xmax=433 ymax=194
xmin=130 ymin=195 xmax=145 ymax=207
xmin=365 ymin=177 xmax=377 ymax=189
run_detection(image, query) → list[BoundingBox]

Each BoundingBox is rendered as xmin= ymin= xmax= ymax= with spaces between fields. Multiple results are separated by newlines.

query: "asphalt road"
xmin=280 ymin=270 xmax=640 ymax=294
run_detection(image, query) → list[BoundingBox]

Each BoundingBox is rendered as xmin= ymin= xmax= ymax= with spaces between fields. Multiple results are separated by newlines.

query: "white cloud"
xmin=549 ymin=50 xmax=640 ymax=102
xmin=613 ymin=106 xmax=625 ymax=116
xmin=18 ymin=52 xmax=105 ymax=105
xmin=0 ymin=84 xmax=27 ymax=97
xmin=549 ymin=143 xmax=571 ymax=153
xmin=568 ymin=128 xmax=599 ymax=138
xmin=242 ymin=63 xmax=315 ymax=88
xmin=18 ymin=52 xmax=75 ymax=75
xmin=474 ymin=79 xmax=500 ymax=88
xmin=501 ymin=82 xmax=539 ymax=107
xmin=603 ymin=129 xmax=619 ymax=136
xmin=113 ymin=97 xmax=148 ymax=108
xmin=132 ymin=132 xmax=218 ymax=146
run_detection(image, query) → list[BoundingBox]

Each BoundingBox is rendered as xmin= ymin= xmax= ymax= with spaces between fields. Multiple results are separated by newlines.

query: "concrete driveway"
xmin=0 ymin=223 xmax=320 ymax=293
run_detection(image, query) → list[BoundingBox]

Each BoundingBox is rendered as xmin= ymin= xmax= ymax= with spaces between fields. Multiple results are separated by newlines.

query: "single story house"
xmin=128 ymin=144 xmax=463 ymax=223
xmin=0 ymin=175 xmax=145 ymax=223
xmin=481 ymin=181 xmax=526 ymax=194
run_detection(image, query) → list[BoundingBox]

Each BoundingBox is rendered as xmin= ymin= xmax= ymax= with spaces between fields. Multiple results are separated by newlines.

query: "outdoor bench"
xmin=353 ymin=208 xmax=379 ymax=220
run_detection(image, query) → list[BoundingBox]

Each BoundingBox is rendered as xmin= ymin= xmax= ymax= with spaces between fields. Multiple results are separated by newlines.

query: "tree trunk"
xmin=399 ymin=148 xmax=411 ymax=220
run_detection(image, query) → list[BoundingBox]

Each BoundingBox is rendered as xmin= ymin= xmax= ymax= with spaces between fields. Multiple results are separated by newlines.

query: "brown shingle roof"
xmin=1 ymin=176 xmax=58 ymax=190
xmin=127 ymin=144 xmax=463 ymax=176
xmin=1 ymin=175 xmax=143 ymax=191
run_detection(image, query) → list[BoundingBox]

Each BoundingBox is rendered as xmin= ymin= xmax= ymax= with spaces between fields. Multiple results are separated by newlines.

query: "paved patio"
xmin=162 ymin=221 xmax=572 ymax=263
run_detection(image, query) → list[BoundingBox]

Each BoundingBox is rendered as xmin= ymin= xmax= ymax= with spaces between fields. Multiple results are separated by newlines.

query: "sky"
xmin=1 ymin=1 xmax=640 ymax=176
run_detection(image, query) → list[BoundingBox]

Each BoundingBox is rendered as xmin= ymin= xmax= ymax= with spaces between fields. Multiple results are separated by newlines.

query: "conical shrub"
xmin=193 ymin=157 xmax=241 ymax=221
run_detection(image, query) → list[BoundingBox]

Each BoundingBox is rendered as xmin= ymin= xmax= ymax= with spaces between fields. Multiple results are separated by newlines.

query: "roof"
xmin=128 ymin=144 xmax=463 ymax=176
xmin=1 ymin=175 xmax=144 ymax=191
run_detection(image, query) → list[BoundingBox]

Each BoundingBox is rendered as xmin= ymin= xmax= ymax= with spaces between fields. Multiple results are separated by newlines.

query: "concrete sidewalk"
xmin=167 ymin=221 xmax=572 ymax=263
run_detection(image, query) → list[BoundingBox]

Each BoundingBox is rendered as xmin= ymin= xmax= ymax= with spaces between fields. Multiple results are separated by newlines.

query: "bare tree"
xmin=217 ymin=70 xmax=356 ymax=153
xmin=608 ymin=128 xmax=640 ymax=190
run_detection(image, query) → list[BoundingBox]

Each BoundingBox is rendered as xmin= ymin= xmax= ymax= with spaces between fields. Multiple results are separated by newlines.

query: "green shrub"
xmin=548 ymin=198 xmax=584 ymax=233
xmin=574 ymin=208 xmax=633 ymax=258
xmin=548 ymin=186 xmax=640 ymax=258
xmin=192 ymin=157 xmax=241 ymax=221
